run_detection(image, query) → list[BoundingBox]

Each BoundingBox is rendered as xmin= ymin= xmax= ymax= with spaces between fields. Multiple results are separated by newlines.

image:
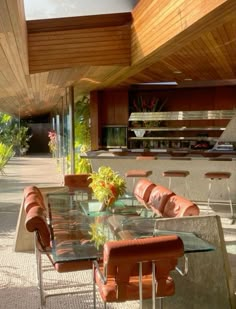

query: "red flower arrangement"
xmin=131 ymin=96 xmax=167 ymax=113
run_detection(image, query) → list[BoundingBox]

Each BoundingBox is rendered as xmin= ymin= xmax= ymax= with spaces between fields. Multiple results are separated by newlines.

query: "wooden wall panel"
xmin=131 ymin=86 xmax=236 ymax=129
xmin=133 ymin=86 xmax=236 ymax=111
xmin=101 ymin=89 xmax=129 ymax=125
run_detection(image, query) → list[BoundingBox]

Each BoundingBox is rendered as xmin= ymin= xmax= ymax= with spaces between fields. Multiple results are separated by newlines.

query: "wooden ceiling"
xmin=0 ymin=0 xmax=236 ymax=118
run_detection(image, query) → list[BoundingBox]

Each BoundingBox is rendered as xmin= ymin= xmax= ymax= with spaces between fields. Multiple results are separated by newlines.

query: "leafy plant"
xmin=74 ymin=96 xmax=92 ymax=173
xmin=75 ymin=145 xmax=92 ymax=174
xmin=0 ymin=143 xmax=14 ymax=175
xmin=0 ymin=113 xmax=32 ymax=155
xmin=89 ymin=166 xmax=126 ymax=209
xmin=14 ymin=126 xmax=32 ymax=155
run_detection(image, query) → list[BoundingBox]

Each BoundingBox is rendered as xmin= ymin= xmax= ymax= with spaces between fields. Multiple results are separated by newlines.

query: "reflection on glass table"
xmin=119 ymin=216 xmax=216 ymax=253
xmin=153 ymin=230 xmax=215 ymax=253
xmin=80 ymin=198 xmax=143 ymax=217
xmin=47 ymin=192 xmax=215 ymax=266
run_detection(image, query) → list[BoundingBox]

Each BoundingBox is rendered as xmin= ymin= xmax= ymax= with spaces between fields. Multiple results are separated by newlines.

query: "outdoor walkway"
xmin=0 ymin=155 xmax=235 ymax=309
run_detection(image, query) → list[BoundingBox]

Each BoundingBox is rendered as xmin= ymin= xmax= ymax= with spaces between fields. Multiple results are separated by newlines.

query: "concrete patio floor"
xmin=0 ymin=155 xmax=235 ymax=308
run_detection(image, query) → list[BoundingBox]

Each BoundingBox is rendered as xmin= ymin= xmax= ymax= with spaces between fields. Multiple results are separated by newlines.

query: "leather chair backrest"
xmin=25 ymin=206 xmax=51 ymax=248
xmin=24 ymin=195 xmax=93 ymax=274
xmin=23 ymin=186 xmax=46 ymax=213
xmin=103 ymin=235 xmax=184 ymax=300
xmin=133 ymin=178 xmax=156 ymax=205
xmin=148 ymin=185 xmax=175 ymax=215
xmin=24 ymin=194 xmax=46 ymax=213
xmin=163 ymin=195 xmax=200 ymax=217
xmin=64 ymin=174 xmax=92 ymax=193
xmin=24 ymin=185 xmax=44 ymax=202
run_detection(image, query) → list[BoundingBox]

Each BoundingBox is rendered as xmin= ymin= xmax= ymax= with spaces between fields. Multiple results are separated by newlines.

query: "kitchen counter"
xmin=84 ymin=149 xmax=236 ymax=160
xmin=83 ymin=150 xmax=236 ymax=204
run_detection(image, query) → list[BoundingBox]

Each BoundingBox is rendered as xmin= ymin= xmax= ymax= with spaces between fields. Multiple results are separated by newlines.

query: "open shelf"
xmin=128 ymin=110 xmax=236 ymax=149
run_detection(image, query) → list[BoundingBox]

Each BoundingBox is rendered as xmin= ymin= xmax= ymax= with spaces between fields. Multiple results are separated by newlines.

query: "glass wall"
xmin=50 ymin=90 xmax=72 ymax=175
xmin=49 ymin=89 xmax=91 ymax=175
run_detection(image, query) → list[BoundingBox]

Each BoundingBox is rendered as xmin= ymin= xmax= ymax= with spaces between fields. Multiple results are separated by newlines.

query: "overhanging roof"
xmin=0 ymin=0 xmax=236 ymax=118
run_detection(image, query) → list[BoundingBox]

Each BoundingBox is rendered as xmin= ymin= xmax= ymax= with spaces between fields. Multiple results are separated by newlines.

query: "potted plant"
xmin=88 ymin=166 xmax=126 ymax=211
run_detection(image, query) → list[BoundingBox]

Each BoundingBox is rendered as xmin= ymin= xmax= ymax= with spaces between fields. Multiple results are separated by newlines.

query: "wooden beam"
xmin=27 ymin=13 xmax=132 ymax=33
xmin=28 ymin=14 xmax=132 ymax=73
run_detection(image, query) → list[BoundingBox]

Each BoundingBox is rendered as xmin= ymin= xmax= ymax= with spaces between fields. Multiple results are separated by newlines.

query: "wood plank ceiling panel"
xmin=0 ymin=0 xmax=36 ymax=116
xmin=111 ymin=0 xmax=236 ymax=89
xmin=123 ymin=15 xmax=236 ymax=86
xmin=98 ymin=0 xmax=236 ymax=88
xmin=28 ymin=14 xmax=132 ymax=73
xmin=0 ymin=0 xmax=236 ymax=118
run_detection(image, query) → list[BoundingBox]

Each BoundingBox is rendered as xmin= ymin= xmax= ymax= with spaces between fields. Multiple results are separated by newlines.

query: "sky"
xmin=24 ymin=0 xmax=138 ymax=20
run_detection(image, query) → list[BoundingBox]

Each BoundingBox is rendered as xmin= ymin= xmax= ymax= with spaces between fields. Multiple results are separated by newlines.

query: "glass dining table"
xmin=46 ymin=192 xmax=215 ymax=264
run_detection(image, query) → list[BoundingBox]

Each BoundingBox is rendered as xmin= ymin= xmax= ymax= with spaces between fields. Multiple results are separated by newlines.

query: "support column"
xmin=68 ymin=87 xmax=75 ymax=174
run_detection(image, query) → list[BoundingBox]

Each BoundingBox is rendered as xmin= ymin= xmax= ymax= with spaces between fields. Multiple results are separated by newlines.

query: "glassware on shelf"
xmin=134 ymin=129 xmax=146 ymax=137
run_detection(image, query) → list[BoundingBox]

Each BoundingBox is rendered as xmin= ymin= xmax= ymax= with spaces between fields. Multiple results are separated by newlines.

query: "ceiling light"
xmin=173 ymin=70 xmax=182 ymax=74
xmin=135 ymin=81 xmax=178 ymax=86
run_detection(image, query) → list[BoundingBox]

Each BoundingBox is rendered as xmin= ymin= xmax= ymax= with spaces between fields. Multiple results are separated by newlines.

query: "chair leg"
xmin=34 ymin=233 xmax=46 ymax=306
xmin=131 ymin=177 xmax=136 ymax=206
xmin=37 ymin=249 xmax=46 ymax=306
xmin=92 ymin=264 xmax=96 ymax=309
xmin=226 ymin=179 xmax=234 ymax=219
xmin=139 ymin=262 xmax=143 ymax=309
xmin=152 ymin=262 xmax=156 ymax=309
xmin=184 ymin=178 xmax=190 ymax=199
xmin=159 ymin=298 xmax=163 ymax=309
xmin=207 ymin=179 xmax=212 ymax=213
xmin=35 ymin=245 xmax=40 ymax=287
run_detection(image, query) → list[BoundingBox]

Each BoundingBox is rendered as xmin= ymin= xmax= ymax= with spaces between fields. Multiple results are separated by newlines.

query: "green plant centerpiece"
xmin=88 ymin=166 xmax=126 ymax=211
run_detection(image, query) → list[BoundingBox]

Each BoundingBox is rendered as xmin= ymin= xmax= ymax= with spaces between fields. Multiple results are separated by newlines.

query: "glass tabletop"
xmin=119 ymin=216 xmax=216 ymax=252
xmin=47 ymin=192 xmax=139 ymax=263
xmin=47 ymin=192 xmax=215 ymax=264
xmin=153 ymin=230 xmax=216 ymax=253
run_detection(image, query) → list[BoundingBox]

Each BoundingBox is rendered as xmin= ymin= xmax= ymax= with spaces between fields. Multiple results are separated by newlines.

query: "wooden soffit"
xmin=99 ymin=0 xmax=236 ymax=88
xmin=27 ymin=13 xmax=132 ymax=73
xmin=1 ymin=0 xmax=236 ymax=118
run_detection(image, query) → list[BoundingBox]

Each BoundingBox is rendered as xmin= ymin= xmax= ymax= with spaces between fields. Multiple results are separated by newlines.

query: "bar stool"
xmin=204 ymin=172 xmax=234 ymax=220
xmin=162 ymin=170 xmax=190 ymax=198
xmin=125 ymin=156 xmax=155 ymax=199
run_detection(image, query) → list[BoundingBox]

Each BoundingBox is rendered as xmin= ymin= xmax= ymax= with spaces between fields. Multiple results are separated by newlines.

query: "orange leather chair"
xmin=23 ymin=185 xmax=46 ymax=213
xmin=133 ymin=179 xmax=200 ymax=218
xmin=163 ymin=195 xmax=200 ymax=217
xmin=147 ymin=184 xmax=175 ymax=216
xmin=64 ymin=173 xmax=92 ymax=199
xmin=25 ymin=205 xmax=92 ymax=307
xmin=93 ymin=235 xmax=187 ymax=308
xmin=133 ymin=178 xmax=156 ymax=207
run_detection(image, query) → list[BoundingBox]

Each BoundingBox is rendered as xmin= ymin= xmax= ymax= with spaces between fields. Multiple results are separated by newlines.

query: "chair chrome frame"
xmin=93 ymin=255 xmax=188 ymax=309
